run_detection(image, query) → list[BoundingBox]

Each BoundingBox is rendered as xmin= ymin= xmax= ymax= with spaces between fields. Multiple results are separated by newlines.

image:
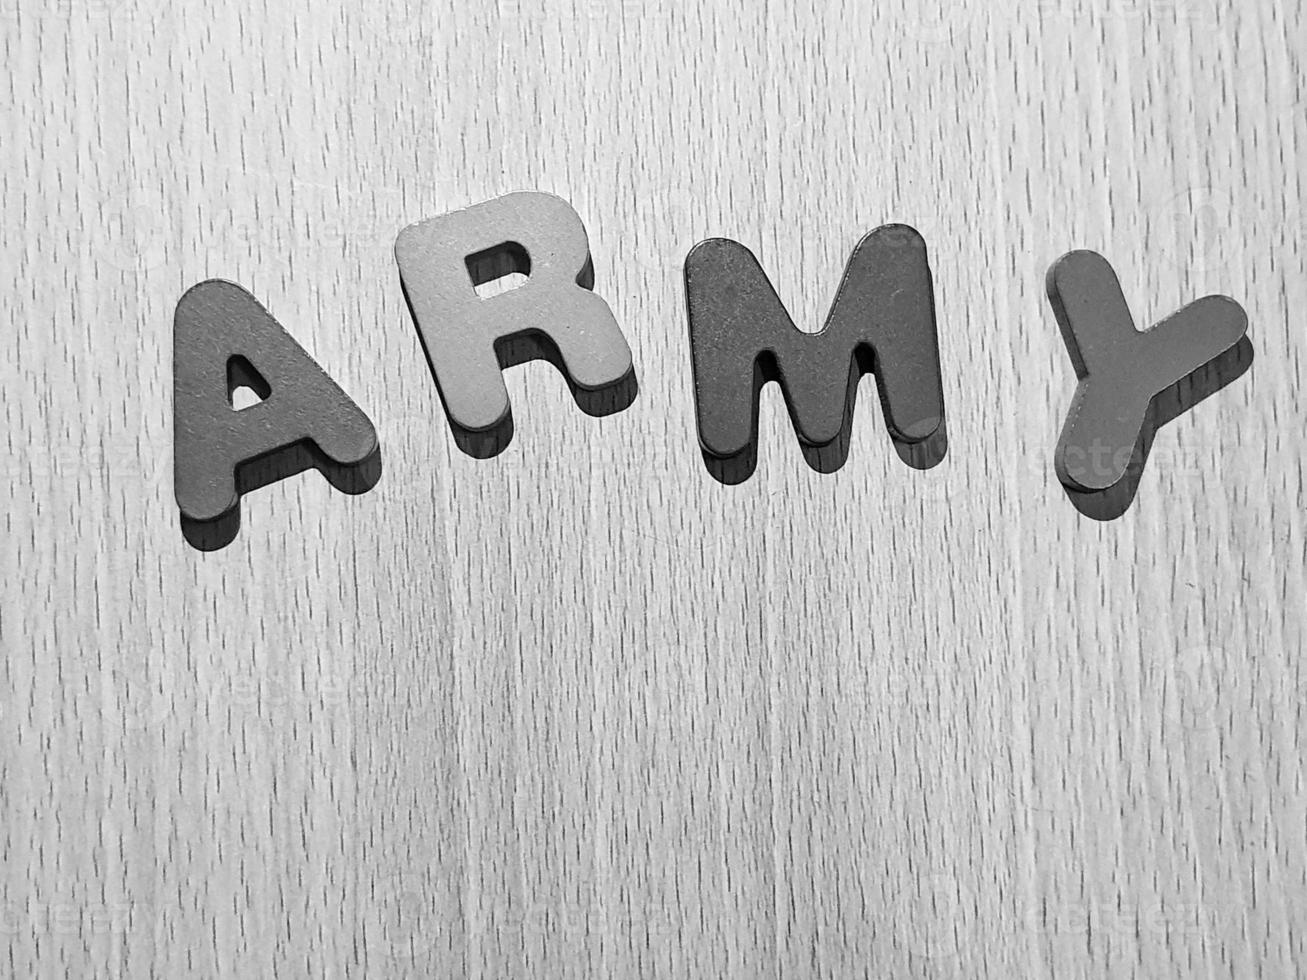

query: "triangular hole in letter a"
xmin=227 ymin=355 xmax=272 ymax=411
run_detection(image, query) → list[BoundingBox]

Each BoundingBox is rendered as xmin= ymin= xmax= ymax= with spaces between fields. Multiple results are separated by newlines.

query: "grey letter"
xmin=1047 ymin=250 xmax=1253 ymax=520
xmin=173 ymin=280 xmax=381 ymax=551
xmin=395 ymin=192 xmax=637 ymax=458
xmin=684 ymin=225 xmax=947 ymax=484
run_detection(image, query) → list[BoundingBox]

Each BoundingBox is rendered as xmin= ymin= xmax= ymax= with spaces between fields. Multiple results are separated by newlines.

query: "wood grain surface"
xmin=3 ymin=0 xmax=1304 ymax=976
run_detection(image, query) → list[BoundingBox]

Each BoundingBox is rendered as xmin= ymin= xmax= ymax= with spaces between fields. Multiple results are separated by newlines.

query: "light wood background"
xmin=3 ymin=0 xmax=1304 ymax=976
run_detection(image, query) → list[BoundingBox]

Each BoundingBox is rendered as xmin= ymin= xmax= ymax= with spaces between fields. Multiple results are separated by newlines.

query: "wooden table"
xmin=4 ymin=0 xmax=1304 ymax=975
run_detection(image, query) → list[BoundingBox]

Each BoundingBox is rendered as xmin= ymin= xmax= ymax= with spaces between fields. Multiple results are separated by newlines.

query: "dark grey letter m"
xmin=684 ymin=226 xmax=947 ymax=485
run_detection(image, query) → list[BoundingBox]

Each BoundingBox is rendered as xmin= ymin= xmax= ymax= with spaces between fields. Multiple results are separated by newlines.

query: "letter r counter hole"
xmin=466 ymin=241 xmax=531 ymax=299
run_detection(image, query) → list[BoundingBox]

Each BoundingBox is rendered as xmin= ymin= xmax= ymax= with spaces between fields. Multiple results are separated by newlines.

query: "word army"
xmin=173 ymin=193 xmax=1251 ymax=551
